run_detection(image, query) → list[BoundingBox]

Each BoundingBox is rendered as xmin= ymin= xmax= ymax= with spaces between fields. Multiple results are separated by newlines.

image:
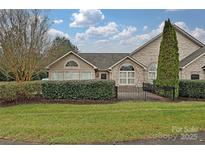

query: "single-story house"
xmin=46 ymin=25 xmax=205 ymax=87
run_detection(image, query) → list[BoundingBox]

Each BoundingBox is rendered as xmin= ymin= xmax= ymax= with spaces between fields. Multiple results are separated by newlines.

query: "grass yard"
xmin=0 ymin=101 xmax=205 ymax=144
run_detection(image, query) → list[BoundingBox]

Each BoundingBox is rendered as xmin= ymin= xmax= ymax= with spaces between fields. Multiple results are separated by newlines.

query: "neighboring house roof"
xmin=78 ymin=53 xmax=129 ymax=70
xmin=180 ymin=46 xmax=205 ymax=68
xmin=130 ymin=24 xmax=204 ymax=56
xmin=108 ymin=56 xmax=147 ymax=70
xmin=46 ymin=51 xmax=98 ymax=69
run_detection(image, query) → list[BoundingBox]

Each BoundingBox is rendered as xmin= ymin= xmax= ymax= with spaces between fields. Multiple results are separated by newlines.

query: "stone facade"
xmin=131 ymin=29 xmax=203 ymax=83
xmin=131 ymin=30 xmax=201 ymax=65
xmin=180 ymin=54 xmax=205 ymax=80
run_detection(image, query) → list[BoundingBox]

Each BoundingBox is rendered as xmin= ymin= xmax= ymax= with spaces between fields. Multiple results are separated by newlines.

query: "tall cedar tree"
xmin=156 ymin=19 xmax=179 ymax=97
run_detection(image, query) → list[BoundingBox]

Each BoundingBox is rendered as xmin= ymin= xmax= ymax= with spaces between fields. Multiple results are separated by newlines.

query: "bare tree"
xmin=0 ymin=10 xmax=49 ymax=82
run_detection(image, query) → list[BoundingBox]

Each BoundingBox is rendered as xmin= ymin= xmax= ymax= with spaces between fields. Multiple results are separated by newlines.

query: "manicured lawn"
xmin=0 ymin=101 xmax=205 ymax=144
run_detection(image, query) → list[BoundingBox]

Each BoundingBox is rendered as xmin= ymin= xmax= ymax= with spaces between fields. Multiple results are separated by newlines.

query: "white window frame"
xmin=119 ymin=71 xmax=135 ymax=85
xmin=80 ymin=71 xmax=92 ymax=80
xmin=119 ymin=63 xmax=135 ymax=85
xmin=51 ymin=71 xmax=64 ymax=81
xmin=64 ymin=71 xmax=80 ymax=80
xmin=50 ymin=69 xmax=93 ymax=81
xmin=148 ymin=63 xmax=157 ymax=83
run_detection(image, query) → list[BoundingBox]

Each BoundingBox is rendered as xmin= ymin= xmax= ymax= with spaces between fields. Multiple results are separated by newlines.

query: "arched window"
xmin=119 ymin=64 xmax=135 ymax=85
xmin=65 ymin=60 xmax=78 ymax=68
xmin=120 ymin=64 xmax=134 ymax=71
xmin=148 ymin=63 xmax=157 ymax=83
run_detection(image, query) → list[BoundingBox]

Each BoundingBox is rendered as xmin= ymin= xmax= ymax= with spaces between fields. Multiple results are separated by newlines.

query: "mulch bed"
xmin=178 ymin=97 xmax=205 ymax=101
xmin=0 ymin=96 xmax=119 ymax=107
xmin=1 ymin=96 xmax=205 ymax=107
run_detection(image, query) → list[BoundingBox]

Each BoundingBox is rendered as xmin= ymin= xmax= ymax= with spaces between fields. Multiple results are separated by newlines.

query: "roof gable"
xmin=130 ymin=24 xmax=204 ymax=56
xmin=108 ymin=56 xmax=147 ymax=70
xmin=46 ymin=51 xmax=98 ymax=69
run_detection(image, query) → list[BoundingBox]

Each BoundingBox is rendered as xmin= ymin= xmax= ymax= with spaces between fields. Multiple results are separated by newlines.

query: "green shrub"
xmin=179 ymin=80 xmax=205 ymax=99
xmin=0 ymin=81 xmax=42 ymax=102
xmin=32 ymin=71 xmax=48 ymax=80
xmin=42 ymin=80 xmax=116 ymax=100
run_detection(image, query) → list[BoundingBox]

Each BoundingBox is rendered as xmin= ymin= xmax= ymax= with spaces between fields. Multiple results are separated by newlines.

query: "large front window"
xmin=51 ymin=71 xmax=92 ymax=80
xmin=148 ymin=63 xmax=157 ymax=83
xmin=119 ymin=64 xmax=135 ymax=85
xmin=80 ymin=72 xmax=92 ymax=80
xmin=64 ymin=72 xmax=79 ymax=80
xmin=51 ymin=72 xmax=64 ymax=80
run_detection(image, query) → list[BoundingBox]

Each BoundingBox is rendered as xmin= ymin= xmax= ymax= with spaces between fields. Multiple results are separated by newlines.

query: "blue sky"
xmin=46 ymin=9 xmax=205 ymax=53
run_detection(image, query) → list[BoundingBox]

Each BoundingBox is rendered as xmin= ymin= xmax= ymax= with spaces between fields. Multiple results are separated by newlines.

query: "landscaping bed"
xmin=0 ymin=97 xmax=118 ymax=107
xmin=0 ymin=101 xmax=204 ymax=144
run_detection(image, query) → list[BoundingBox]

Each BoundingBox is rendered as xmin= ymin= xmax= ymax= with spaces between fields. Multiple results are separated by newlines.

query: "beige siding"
xmin=131 ymin=36 xmax=161 ymax=67
xmin=48 ymin=53 xmax=95 ymax=80
xmin=49 ymin=53 xmax=93 ymax=70
xmin=132 ymin=30 xmax=201 ymax=67
xmin=180 ymin=54 xmax=205 ymax=80
xmin=177 ymin=32 xmax=202 ymax=60
xmin=131 ymin=30 xmax=202 ymax=81
xmin=111 ymin=58 xmax=145 ymax=87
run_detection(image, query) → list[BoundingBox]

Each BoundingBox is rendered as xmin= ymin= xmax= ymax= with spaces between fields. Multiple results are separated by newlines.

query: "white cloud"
xmin=74 ymin=21 xmax=205 ymax=53
xmin=119 ymin=22 xmax=164 ymax=46
xmin=165 ymin=9 xmax=182 ymax=12
xmin=48 ymin=28 xmax=69 ymax=40
xmin=113 ymin=26 xmax=137 ymax=39
xmin=74 ymin=22 xmax=164 ymax=52
xmin=143 ymin=25 xmax=148 ymax=31
xmin=175 ymin=21 xmax=205 ymax=43
xmin=52 ymin=19 xmax=63 ymax=24
xmin=75 ymin=22 xmax=119 ymax=41
xmin=174 ymin=21 xmax=189 ymax=31
xmin=95 ymin=39 xmax=109 ymax=44
xmin=70 ymin=9 xmax=105 ymax=27
xmin=191 ymin=28 xmax=205 ymax=42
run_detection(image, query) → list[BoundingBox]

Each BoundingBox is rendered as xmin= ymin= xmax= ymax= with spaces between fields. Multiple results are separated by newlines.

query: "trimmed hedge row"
xmin=42 ymin=80 xmax=116 ymax=100
xmin=179 ymin=80 xmax=205 ymax=99
xmin=0 ymin=81 xmax=42 ymax=102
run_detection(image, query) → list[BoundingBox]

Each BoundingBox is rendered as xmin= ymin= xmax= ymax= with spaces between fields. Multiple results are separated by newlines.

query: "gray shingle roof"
xmin=78 ymin=53 xmax=129 ymax=70
xmin=180 ymin=46 xmax=205 ymax=68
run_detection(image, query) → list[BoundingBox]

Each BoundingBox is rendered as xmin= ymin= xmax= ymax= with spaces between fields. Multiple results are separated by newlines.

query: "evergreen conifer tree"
xmin=156 ymin=19 xmax=179 ymax=97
